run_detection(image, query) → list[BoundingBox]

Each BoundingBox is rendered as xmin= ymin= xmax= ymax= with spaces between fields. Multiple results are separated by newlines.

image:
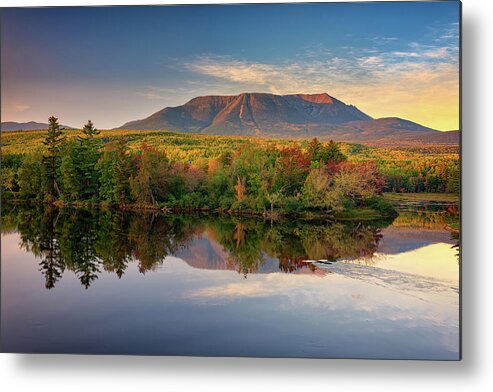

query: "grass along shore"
xmin=383 ymin=192 xmax=459 ymax=203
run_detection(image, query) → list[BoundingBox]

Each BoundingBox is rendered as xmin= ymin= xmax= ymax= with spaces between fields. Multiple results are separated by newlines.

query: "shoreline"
xmin=383 ymin=192 xmax=459 ymax=203
xmin=2 ymin=198 xmax=397 ymax=221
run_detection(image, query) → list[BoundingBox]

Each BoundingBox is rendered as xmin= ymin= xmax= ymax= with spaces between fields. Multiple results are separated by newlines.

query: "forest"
xmin=1 ymin=117 xmax=459 ymax=217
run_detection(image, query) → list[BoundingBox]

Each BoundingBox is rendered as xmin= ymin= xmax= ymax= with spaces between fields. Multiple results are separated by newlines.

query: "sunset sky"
xmin=1 ymin=2 xmax=460 ymax=130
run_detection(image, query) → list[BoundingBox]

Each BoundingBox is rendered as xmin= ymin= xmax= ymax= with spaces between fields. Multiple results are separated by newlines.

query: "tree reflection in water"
xmin=3 ymin=204 xmax=393 ymax=289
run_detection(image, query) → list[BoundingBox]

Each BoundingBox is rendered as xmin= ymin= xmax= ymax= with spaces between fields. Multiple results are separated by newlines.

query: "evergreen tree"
xmin=60 ymin=141 xmax=82 ymax=200
xmin=59 ymin=120 xmax=102 ymax=201
xmin=325 ymin=140 xmax=347 ymax=162
xmin=307 ymin=138 xmax=346 ymax=164
xmin=42 ymin=116 xmax=66 ymax=200
xmin=447 ymin=164 xmax=460 ymax=194
xmin=307 ymin=137 xmax=323 ymax=163
xmin=80 ymin=120 xmax=100 ymax=139
xmin=78 ymin=120 xmax=101 ymax=199
xmin=97 ymin=139 xmax=132 ymax=204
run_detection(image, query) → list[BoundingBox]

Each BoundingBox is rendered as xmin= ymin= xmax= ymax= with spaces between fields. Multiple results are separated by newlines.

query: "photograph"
xmin=1 ymin=1 xmax=460 ymax=360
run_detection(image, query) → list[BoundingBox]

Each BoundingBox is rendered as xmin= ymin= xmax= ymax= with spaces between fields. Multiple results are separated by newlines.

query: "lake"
xmin=0 ymin=202 xmax=459 ymax=359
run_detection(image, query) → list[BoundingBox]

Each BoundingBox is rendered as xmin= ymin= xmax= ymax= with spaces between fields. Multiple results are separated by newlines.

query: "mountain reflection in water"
xmin=2 ymin=205 xmax=391 ymax=288
xmin=1 ymin=204 xmax=459 ymax=290
xmin=1 ymin=203 xmax=459 ymax=359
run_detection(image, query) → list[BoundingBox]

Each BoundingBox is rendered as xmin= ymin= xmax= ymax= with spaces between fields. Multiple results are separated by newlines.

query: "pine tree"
xmin=42 ymin=116 xmax=66 ymax=200
xmin=60 ymin=141 xmax=81 ymax=200
xmin=78 ymin=120 xmax=101 ymax=199
xmin=97 ymin=139 xmax=131 ymax=204
xmin=79 ymin=120 xmax=100 ymax=139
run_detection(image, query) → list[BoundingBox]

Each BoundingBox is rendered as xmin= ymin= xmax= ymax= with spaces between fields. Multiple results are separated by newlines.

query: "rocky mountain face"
xmin=118 ymin=92 xmax=372 ymax=135
xmin=115 ymin=92 xmax=458 ymax=144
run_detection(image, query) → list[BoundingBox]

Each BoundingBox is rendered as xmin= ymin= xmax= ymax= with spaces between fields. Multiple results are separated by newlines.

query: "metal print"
xmin=0 ymin=2 xmax=461 ymax=359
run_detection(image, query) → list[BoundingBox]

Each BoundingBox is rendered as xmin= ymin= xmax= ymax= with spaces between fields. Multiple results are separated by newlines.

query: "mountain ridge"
xmin=1 ymin=121 xmax=74 ymax=132
xmin=116 ymin=92 xmax=458 ymax=145
xmin=118 ymin=92 xmax=373 ymax=134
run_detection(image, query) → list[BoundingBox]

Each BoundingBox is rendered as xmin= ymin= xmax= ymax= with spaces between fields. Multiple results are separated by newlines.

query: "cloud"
xmin=135 ymin=81 xmax=246 ymax=103
xmin=369 ymin=36 xmax=399 ymax=46
xmin=182 ymin=32 xmax=459 ymax=130
xmin=434 ymin=22 xmax=460 ymax=44
xmin=136 ymin=87 xmax=185 ymax=100
xmin=1 ymin=103 xmax=31 ymax=113
xmin=391 ymin=51 xmax=420 ymax=58
xmin=423 ymin=46 xmax=454 ymax=59
xmin=185 ymin=244 xmax=459 ymax=323
xmin=184 ymin=43 xmax=458 ymax=96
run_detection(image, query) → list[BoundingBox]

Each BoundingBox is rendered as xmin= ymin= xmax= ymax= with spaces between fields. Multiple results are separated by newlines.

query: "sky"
xmin=1 ymin=2 xmax=460 ymax=130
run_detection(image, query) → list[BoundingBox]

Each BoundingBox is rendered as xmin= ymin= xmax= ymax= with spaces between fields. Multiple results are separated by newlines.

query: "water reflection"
xmin=1 ymin=203 xmax=460 ymax=359
xmin=2 ymin=203 xmax=460 ymax=289
xmin=1 ymin=205 xmax=398 ymax=288
xmin=390 ymin=205 xmax=460 ymax=262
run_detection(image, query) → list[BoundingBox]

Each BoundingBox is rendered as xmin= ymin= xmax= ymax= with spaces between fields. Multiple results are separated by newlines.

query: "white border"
xmin=2 ymin=0 xmax=492 ymax=390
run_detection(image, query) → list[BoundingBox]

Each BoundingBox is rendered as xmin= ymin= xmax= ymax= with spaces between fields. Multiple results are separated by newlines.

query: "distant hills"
xmin=117 ymin=92 xmax=459 ymax=145
xmin=1 ymin=121 xmax=74 ymax=132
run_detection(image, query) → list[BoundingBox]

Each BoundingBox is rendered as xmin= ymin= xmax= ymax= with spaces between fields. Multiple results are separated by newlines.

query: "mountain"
xmin=1 ymin=121 xmax=74 ymax=132
xmin=118 ymin=92 xmax=373 ymax=135
xmin=117 ymin=92 xmax=457 ymax=145
xmin=117 ymin=92 xmax=458 ymax=144
xmin=306 ymin=117 xmax=459 ymax=146
xmin=174 ymin=232 xmax=327 ymax=276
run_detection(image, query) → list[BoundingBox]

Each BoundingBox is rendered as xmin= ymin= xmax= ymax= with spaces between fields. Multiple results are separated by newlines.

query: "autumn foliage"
xmin=1 ymin=120 xmax=458 ymax=216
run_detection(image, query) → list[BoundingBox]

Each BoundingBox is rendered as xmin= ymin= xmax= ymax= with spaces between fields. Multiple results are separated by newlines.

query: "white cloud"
xmin=1 ymin=103 xmax=31 ymax=113
xmin=183 ymin=43 xmax=458 ymax=101
xmin=129 ymin=25 xmax=458 ymax=129
xmin=391 ymin=51 xmax=420 ymax=58
xmin=180 ymin=32 xmax=459 ymax=130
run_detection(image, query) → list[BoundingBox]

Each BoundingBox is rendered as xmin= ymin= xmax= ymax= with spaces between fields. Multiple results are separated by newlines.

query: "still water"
xmin=1 ymin=203 xmax=459 ymax=359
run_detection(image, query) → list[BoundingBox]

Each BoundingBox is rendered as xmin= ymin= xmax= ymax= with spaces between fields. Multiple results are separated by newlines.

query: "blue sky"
xmin=1 ymin=2 xmax=460 ymax=130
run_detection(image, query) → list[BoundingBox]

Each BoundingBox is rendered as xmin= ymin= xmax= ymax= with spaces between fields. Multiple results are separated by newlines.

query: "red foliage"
xmin=338 ymin=161 xmax=385 ymax=194
xmin=326 ymin=160 xmax=342 ymax=176
xmin=279 ymin=146 xmax=310 ymax=172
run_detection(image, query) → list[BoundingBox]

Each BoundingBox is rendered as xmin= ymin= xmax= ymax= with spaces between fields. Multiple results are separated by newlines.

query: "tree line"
xmin=2 ymin=117 xmax=396 ymax=217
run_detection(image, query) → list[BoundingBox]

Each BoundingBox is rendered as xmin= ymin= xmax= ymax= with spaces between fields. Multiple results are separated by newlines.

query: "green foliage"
xmin=1 ymin=154 xmax=24 ymax=170
xmin=97 ymin=139 xmax=132 ymax=204
xmin=2 ymin=124 xmax=458 ymax=215
xmin=59 ymin=142 xmax=79 ymax=200
xmin=383 ymin=192 xmax=459 ymax=203
xmin=307 ymin=138 xmax=347 ymax=164
xmin=446 ymin=162 xmax=460 ymax=194
xmin=1 ymin=167 xmax=18 ymax=199
xmin=364 ymin=196 xmax=398 ymax=217
xmin=301 ymin=167 xmax=332 ymax=210
xmin=129 ymin=143 xmax=170 ymax=205
xmin=17 ymin=151 xmax=44 ymax=199
xmin=59 ymin=120 xmax=102 ymax=201
xmin=3 ymin=204 xmax=394 ymax=286
xmin=80 ymin=120 xmax=100 ymax=139
xmin=41 ymin=116 xmax=66 ymax=200
xmin=78 ymin=120 xmax=102 ymax=199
